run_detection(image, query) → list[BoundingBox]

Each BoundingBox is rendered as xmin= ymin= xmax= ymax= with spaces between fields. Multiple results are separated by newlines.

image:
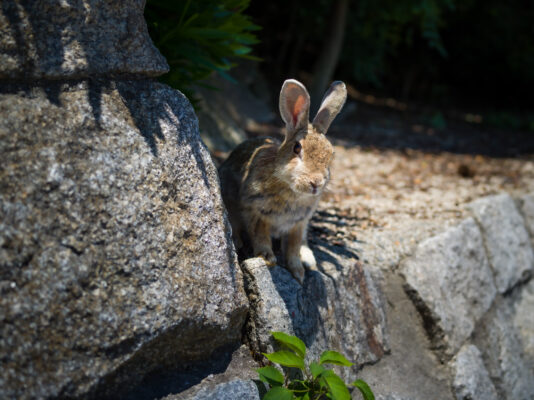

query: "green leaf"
xmin=271 ymin=332 xmax=307 ymax=358
xmin=263 ymin=351 xmax=305 ymax=370
xmin=256 ymin=366 xmax=284 ymax=387
xmin=263 ymin=386 xmax=294 ymax=400
xmin=310 ymin=362 xmax=326 ymax=379
xmin=319 ymin=351 xmax=354 ymax=367
xmin=145 ymin=0 xmax=259 ymax=98
xmin=352 ymin=379 xmax=375 ymax=400
xmin=321 ymin=371 xmax=351 ymax=400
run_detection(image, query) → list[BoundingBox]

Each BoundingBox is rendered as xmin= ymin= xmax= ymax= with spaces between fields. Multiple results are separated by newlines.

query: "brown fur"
xmin=218 ymin=79 xmax=347 ymax=283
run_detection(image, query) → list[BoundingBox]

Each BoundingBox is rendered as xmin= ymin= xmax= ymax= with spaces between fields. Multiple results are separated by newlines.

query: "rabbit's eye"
xmin=293 ymin=141 xmax=302 ymax=155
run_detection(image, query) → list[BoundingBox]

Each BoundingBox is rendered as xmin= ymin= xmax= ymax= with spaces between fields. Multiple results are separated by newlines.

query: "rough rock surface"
xmin=518 ymin=192 xmax=534 ymax=237
xmin=467 ymin=193 xmax=534 ymax=293
xmin=357 ymin=274 xmax=452 ymax=400
xmin=376 ymin=395 xmax=413 ymax=400
xmin=183 ymin=380 xmax=260 ymax=400
xmin=513 ymin=279 xmax=534 ymax=370
xmin=115 ymin=345 xmax=260 ymax=400
xmin=0 ymin=0 xmax=168 ymax=79
xmin=0 ymin=80 xmax=247 ymax=399
xmin=401 ymin=218 xmax=496 ymax=356
xmin=451 ymin=344 xmax=498 ymax=400
xmin=242 ymin=241 xmax=389 ymax=381
xmin=473 ymin=299 xmax=534 ymax=400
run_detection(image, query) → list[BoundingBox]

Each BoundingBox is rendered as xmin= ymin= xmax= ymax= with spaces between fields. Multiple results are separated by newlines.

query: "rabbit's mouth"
xmin=297 ymin=183 xmax=323 ymax=197
xmin=309 ymin=177 xmax=327 ymax=196
xmin=290 ymin=178 xmax=326 ymax=196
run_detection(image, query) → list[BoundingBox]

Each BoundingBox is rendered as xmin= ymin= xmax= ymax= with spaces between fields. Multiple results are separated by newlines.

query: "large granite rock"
xmin=401 ymin=218 xmax=496 ymax=356
xmin=0 ymin=0 xmax=168 ymax=79
xmin=467 ymin=193 xmax=534 ymax=293
xmin=0 ymin=80 xmax=248 ymax=399
xmin=242 ymin=241 xmax=389 ymax=381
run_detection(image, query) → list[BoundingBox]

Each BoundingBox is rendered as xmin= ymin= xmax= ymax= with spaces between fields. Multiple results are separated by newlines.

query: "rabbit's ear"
xmin=280 ymin=79 xmax=310 ymax=135
xmin=312 ymin=81 xmax=347 ymax=134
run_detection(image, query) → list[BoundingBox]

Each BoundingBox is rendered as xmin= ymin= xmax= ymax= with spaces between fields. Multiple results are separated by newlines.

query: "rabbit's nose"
xmin=310 ymin=178 xmax=324 ymax=194
xmin=311 ymin=176 xmax=324 ymax=188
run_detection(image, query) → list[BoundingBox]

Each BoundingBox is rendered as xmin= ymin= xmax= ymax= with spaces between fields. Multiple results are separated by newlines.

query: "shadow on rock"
xmin=242 ymin=240 xmax=390 ymax=381
xmin=115 ymin=81 xmax=211 ymax=190
xmin=111 ymin=343 xmax=241 ymax=400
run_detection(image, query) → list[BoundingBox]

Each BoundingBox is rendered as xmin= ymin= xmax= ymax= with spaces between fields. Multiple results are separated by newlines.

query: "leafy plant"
xmin=145 ymin=0 xmax=260 ymax=99
xmin=257 ymin=332 xmax=375 ymax=400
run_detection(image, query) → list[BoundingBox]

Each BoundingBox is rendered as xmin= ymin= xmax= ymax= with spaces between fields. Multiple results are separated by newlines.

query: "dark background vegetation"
xmin=145 ymin=0 xmax=534 ymax=133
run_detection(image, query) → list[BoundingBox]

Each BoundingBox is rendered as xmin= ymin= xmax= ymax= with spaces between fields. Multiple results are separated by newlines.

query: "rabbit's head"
xmin=274 ymin=79 xmax=347 ymax=196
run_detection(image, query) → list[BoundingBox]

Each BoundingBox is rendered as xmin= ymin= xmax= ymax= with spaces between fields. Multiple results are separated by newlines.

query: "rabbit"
xmin=218 ymin=79 xmax=347 ymax=284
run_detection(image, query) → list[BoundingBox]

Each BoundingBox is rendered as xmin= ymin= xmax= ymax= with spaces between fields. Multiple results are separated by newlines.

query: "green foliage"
xmin=319 ymin=351 xmax=354 ymax=367
xmin=442 ymin=0 xmax=534 ymax=105
xmin=425 ymin=111 xmax=447 ymax=130
xmin=352 ymin=380 xmax=375 ymax=400
xmin=145 ymin=0 xmax=260 ymax=99
xmin=485 ymin=112 xmax=520 ymax=130
xmin=264 ymin=386 xmax=294 ymax=400
xmin=263 ymin=351 xmax=306 ymax=370
xmin=251 ymin=0 xmax=533 ymax=109
xmin=272 ymin=331 xmax=307 ymax=358
xmin=257 ymin=332 xmax=375 ymax=400
xmin=250 ymin=0 xmax=454 ymax=89
xmin=257 ymin=366 xmax=285 ymax=387
xmin=341 ymin=0 xmax=455 ymax=87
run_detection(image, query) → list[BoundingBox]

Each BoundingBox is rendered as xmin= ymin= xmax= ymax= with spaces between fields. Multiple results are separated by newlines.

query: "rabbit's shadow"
xmin=239 ymin=227 xmax=362 ymax=356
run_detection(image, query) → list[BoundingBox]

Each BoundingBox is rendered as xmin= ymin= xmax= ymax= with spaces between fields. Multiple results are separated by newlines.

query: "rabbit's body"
xmin=220 ymin=135 xmax=321 ymax=234
xmin=219 ymin=79 xmax=346 ymax=283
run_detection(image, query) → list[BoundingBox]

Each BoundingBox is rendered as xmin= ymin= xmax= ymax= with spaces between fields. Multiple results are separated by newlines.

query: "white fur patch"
xmin=300 ymin=245 xmax=317 ymax=270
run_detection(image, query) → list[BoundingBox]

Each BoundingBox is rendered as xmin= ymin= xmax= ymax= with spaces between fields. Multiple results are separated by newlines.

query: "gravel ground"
xmin=313 ymin=132 xmax=534 ymax=270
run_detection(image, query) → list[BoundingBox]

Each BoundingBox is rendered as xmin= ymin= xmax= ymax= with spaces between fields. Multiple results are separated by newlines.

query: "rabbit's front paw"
xmin=287 ymin=256 xmax=305 ymax=285
xmin=300 ymin=245 xmax=317 ymax=270
xmin=255 ymin=246 xmax=277 ymax=267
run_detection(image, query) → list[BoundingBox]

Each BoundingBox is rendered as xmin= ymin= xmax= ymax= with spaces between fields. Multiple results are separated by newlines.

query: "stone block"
xmin=518 ymin=192 xmax=534 ymax=238
xmin=402 ymin=218 xmax=496 ymax=355
xmin=451 ymin=344 xmax=498 ymax=400
xmin=242 ymin=241 xmax=388 ymax=382
xmin=467 ymin=193 xmax=534 ymax=293
xmin=513 ymin=278 xmax=534 ymax=370
xmin=474 ymin=300 xmax=534 ymax=400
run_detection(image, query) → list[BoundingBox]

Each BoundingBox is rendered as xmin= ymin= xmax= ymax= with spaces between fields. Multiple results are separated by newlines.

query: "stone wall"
xmin=398 ymin=193 xmax=534 ymax=400
xmin=190 ymin=192 xmax=534 ymax=400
